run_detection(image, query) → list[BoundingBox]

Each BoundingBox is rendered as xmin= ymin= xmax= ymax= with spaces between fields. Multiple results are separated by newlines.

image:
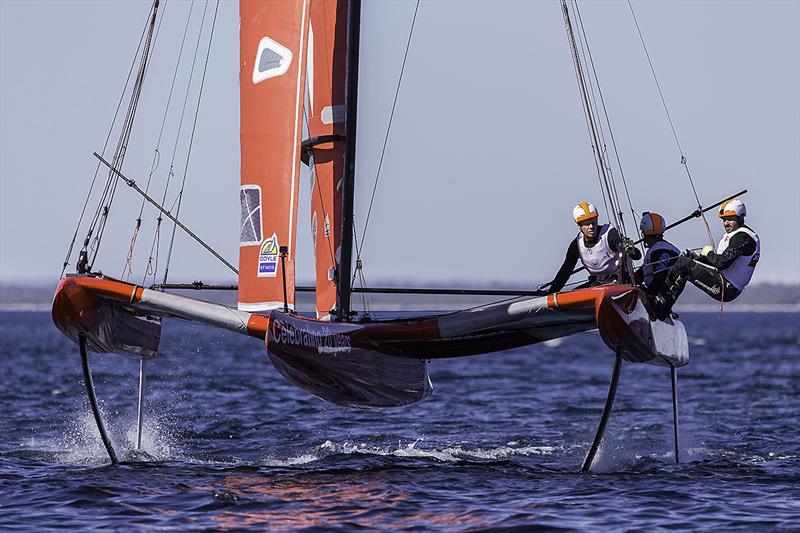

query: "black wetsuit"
xmin=633 ymin=241 xmax=680 ymax=295
xmin=665 ymin=227 xmax=759 ymax=302
xmin=548 ymin=226 xmax=641 ymax=293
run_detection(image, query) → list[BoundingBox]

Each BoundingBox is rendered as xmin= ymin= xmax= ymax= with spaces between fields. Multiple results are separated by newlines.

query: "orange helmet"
xmin=573 ymin=202 xmax=598 ymax=223
xmin=640 ymin=212 xmax=666 ymax=236
xmin=718 ymin=198 xmax=746 ymax=218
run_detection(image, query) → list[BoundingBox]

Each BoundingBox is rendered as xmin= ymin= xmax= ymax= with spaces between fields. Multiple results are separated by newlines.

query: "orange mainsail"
xmin=305 ymin=0 xmax=349 ymax=319
xmin=239 ymin=0 xmax=310 ymax=311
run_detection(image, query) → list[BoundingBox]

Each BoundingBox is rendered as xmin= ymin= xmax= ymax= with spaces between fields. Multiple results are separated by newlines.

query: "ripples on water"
xmin=1 ymin=310 xmax=798 ymax=530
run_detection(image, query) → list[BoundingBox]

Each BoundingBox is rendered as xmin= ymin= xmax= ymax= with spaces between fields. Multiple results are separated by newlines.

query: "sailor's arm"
xmin=648 ymin=248 xmax=678 ymax=289
xmin=607 ymin=227 xmax=642 ymax=260
xmin=547 ymin=239 xmax=580 ymax=293
xmin=699 ymin=233 xmax=757 ymax=270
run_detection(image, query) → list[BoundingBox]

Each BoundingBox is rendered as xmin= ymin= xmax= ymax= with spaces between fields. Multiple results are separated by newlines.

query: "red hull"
xmin=52 ymin=276 xmax=161 ymax=358
xmin=52 ymin=276 xmax=688 ymax=406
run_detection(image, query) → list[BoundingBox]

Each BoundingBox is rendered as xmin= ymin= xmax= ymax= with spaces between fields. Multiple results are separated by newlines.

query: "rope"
xmin=60 ymin=3 xmax=154 ymax=277
xmin=141 ymin=1 xmax=196 ymax=286
xmin=87 ymin=0 xmax=160 ymax=272
xmin=163 ymin=0 xmax=220 ymax=285
xmin=563 ymin=0 xmax=654 ymax=282
xmin=573 ymin=1 xmax=634 ymax=237
xmin=562 ymin=0 xmax=620 ymax=231
xmin=123 ymin=0 xmax=189 ymax=279
xmin=356 ymin=0 xmax=420 ymax=263
xmin=626 ymin=0 xmax=714 ymax=247
xmin=350 ymin=220 xmax=371 ymax=315
xmin=121 ymin=1 xmax=170 ymax=280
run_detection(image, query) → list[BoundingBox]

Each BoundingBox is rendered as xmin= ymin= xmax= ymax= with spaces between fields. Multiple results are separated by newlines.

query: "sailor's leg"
xmin=79 ymin=335 xmax=119 ymax=464
xmin=671 ymin=366 xmax=680 ymax=464
xmin=581 ymin=349 xmax=623 ymax=473
xmin=653 ymin=256 xmax=697 ymax=319
xmin=684 ymin=260 xmax=727 ymax=301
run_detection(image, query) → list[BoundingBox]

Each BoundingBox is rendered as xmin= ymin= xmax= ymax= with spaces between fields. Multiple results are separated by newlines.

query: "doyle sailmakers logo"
xmin=257 ymin=233 xmax=279 ymax=277
xmin=252 ymin=36 xmax=292 ymax=85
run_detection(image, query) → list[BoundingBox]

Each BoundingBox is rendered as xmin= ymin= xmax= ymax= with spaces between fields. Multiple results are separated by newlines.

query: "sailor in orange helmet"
xmin=544 ymin=202 xmax=640 ymax=293
xmin=652 ymin=198 xmax=760 ymax=319
xmin=633 ymin=212 xmax=680 ymax=295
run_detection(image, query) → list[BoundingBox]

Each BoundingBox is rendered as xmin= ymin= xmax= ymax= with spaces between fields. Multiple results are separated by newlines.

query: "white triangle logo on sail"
xmin=252 ymin=36 xmax=293 ymax=85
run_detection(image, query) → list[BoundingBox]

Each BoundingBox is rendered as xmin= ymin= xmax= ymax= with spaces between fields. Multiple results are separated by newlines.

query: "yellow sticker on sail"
xmin=258 ymin=234 xmax=279 ymax=277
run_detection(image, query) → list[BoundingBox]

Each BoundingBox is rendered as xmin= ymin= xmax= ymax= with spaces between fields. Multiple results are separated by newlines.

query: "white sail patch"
xmin=240 ymin=185 xmax=262 ymax=246
xmin=252 ymin=36 xmax=293 ymax=85
xmin=321 ymin=105 xmax=346 ymax=124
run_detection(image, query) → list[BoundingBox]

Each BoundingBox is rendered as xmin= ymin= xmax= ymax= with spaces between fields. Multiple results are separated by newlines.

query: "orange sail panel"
xmin=239 ymin=0 xmax=310 ymax=312
xmin=305 ymin=0 xmax=348 ymax=319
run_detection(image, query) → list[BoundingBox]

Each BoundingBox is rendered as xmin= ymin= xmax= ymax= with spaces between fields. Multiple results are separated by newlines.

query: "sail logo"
xmin=252 ymin=36 xmax=292 ymax=85
xmin=257 ymin=233 xmax=279 ymax=277
xmin=270 ymin=318 xmax=352 ymax=353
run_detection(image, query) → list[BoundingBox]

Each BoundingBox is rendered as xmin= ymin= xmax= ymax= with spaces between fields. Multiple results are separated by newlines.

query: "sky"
xmin=1 ymin=0 xmax=798 ymax=288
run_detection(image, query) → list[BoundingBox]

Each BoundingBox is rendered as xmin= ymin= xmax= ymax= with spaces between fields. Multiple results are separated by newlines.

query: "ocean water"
xmin=0 ymin=309 xmax=798 ymax=530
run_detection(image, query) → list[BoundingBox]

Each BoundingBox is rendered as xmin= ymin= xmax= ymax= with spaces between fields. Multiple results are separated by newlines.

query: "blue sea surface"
xmin=1 ymin=310 xmax=798 ymax=530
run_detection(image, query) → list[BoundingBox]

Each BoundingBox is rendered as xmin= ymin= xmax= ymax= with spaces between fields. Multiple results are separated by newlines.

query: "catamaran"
xmin=52 ymin=0 xmax=734 ymax=471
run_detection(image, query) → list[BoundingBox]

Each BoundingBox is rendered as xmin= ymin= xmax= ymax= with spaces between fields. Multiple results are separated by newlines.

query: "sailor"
xmin=545 ymin=202 xmax=641 ymax=293
xmin=633 ymin=212 xmax=680 ymax=295
xmin=652 ymin=198 xmax=760 ymax=319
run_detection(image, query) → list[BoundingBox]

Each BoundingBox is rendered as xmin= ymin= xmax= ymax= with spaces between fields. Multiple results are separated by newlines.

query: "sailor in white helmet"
xmin=653 ymin=198 xmax=760 ymax=319
xmin=633 ymin=212 xmax=680 ymax=295
xmin=545 ymin=202 xmax=640 ymax=293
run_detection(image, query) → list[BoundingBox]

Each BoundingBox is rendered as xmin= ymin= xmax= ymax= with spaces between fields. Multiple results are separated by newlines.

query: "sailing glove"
xmin=622 ymin=238 xmax=637 ymax=254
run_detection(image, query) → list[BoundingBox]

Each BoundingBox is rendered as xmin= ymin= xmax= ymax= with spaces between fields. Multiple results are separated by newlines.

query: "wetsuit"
xmin=663 ymin=226 xmax=760 ymax=303
xmin=634 ymin=238 xmax=680 ymax=295
xmin=547 ymin=224 xmax=641 ymax=293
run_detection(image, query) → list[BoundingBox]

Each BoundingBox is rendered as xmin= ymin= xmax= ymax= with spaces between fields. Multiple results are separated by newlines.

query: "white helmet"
xmin=640 ymin=212 xmax=666 ymax=236
xmin=573 ymin=202 xmax=598 ymax=223
xmin=718 ymin=198 xmax=746 ymax=219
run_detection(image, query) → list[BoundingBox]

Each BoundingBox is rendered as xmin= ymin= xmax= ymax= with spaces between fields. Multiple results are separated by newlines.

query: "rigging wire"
xmin=60 ymin=4 xmax=154 ymax=277
xmin=87 ymin=0 xmax=161 ymax=272
xmin=354 ymin=0 xmax=420 ymax=264
xmin=573 ymin=1 xmax=642 ymax=244
xmin=141 ymin=0 xmax=196 ymax=286
xmin=561 ymin=0 xmax=622 ymax=231
xmin=122 ymin=0 xmax=187 ymax=279
xmin=162 ymin=0 xmax=221 ymax=285
xmin=350 ymin=219 xmax=371 ymax=315
xmin=121 ymin=0 xmax=170 ymax=279
xmin=626 ymin=0 xmax=714 ymax=246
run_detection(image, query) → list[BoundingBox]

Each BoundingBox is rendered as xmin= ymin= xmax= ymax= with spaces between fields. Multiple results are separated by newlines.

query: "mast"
xmin=336 ymin=0 xmax=361 ymax=321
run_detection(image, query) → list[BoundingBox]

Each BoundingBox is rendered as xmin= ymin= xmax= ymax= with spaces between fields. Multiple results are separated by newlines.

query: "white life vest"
xmin=576 ymin=224 xmax=618 ymax=280
xmin=716 ymin=226 xmax=760 ymax=290
xmin=643 ymin=239 xmax=680 ymax=287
